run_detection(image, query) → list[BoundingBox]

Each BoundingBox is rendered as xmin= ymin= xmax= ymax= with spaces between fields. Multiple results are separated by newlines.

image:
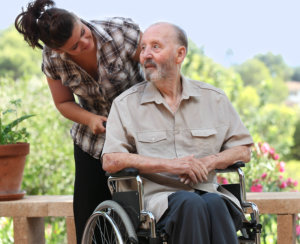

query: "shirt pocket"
xmin=136 ymin=131 xmax=168 ymax=156
xmin=190 ymin=128 xmax=219 ymax=154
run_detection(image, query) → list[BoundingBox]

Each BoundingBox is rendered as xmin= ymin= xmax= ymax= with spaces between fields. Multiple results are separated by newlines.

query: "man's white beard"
xmin=142 ymin=58 xmax=173 ymax=82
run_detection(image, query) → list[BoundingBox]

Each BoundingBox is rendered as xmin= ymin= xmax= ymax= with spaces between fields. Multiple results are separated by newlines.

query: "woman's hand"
xmin=87 ymin=114 xmax=107 ymax=134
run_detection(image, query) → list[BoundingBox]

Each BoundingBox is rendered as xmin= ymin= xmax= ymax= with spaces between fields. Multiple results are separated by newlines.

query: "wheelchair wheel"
xmin=81 ymin=200 xmax=138 ymax=244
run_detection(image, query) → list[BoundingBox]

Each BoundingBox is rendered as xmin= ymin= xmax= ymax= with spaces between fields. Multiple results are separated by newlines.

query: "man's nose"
xmin=141 ymin=46 xmax=153 ymax=59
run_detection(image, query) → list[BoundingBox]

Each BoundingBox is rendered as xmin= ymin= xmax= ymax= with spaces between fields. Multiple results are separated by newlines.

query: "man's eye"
xmin=81 ymin=28 xmax=85 ymax=36
xmin=153 ymin=44 xmax=159 ymax=49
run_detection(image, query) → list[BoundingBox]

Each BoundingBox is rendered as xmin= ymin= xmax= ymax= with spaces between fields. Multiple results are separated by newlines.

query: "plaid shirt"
xmin=42 ymin=17 xmax=144 ymax=159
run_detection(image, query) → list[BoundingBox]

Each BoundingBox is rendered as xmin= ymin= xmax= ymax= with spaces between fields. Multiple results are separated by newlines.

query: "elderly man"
xmin=102 ymin=22 xmax=253 ymax=244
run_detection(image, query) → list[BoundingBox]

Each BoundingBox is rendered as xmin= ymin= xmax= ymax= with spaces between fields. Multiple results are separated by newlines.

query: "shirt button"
xmin=152 ymin=137 xmax=155 ymax=141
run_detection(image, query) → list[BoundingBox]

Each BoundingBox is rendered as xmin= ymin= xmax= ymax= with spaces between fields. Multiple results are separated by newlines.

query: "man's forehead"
xmin=142 ymin=23 xmax=175 ymax=42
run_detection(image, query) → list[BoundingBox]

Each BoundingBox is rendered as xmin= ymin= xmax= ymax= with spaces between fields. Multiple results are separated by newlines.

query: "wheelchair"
xmin=81 ymin=161 xmax=262 ymax=244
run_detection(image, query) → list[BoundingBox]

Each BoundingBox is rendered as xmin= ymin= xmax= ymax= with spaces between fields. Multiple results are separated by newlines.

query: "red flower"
xmin=279 ymin=161 xmax=285 ymax=173
xmin=279 ymin=181 xmax=287 ymax=189
xmin=296 ymin=225 xmax=300 ymax=236
xmin=260 ymin=142 xmax=270 ymax=154
xmin=272 ymin=154 xmax=279 ymax=160
xmin=261 ymin=173 xmax=267 ymax=179
xmin=250 ymin=184 xmax=263 ymax=192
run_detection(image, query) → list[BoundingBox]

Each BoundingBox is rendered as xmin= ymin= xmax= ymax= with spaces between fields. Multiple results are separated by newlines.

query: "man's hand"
xmin=169 ymin=155 xmax=208 ymax=185
xmin=87 ymin=114 xmax=107 ymax=134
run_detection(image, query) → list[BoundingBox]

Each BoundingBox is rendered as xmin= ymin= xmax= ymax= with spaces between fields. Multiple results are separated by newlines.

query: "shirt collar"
xmin=82 ymin=19 xmax=113 ymax=47
xmin=140 ymin=75 xmax=201 ymax=105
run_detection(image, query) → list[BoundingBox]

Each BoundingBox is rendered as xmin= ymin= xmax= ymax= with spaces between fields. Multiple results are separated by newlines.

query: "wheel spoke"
xmin=82 ymin=201 xmax=137 ymax=244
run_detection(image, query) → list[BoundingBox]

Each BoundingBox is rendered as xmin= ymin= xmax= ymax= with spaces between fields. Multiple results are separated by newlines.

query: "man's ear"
xmin=176 ymin=46 xmax=186 ymax=64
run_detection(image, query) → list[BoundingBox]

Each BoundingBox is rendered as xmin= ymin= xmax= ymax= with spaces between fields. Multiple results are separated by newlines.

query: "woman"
xmin=15 ymin=0 xmax=144 ymax=243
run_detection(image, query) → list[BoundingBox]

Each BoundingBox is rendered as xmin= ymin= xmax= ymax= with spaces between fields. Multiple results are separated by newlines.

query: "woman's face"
xmin=57 ymin=20 xmax=95 ymax=56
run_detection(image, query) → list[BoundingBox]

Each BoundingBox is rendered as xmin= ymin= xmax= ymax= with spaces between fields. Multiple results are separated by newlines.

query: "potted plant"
xmin=0 ymin=99 xmax=34 ymax=201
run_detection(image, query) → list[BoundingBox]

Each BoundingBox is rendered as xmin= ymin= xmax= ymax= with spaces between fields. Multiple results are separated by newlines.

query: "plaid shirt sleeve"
xmin=41 ymin=47 xmax=61 ymax=80
xmin=101 ymin=17 xmax=141 ymax=59
xmin=119 ymin=17 xmax=141 ymax=58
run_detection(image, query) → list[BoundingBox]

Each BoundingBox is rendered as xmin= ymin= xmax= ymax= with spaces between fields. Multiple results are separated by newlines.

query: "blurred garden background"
xmin=1 ymin=7 xmax=300 ymax=243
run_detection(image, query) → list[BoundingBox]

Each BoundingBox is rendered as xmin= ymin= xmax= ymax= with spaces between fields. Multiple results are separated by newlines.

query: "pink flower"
xmin=269 ymin=147 xmax=275 ymax=155
xmin=261 ymin=142 xmax=270 ymax=154
xmin=287 ymin=178 xmax=293 ymax=186
xmin=272 ymin=154 xmax=279 ymax=160
xmin=279 ymin=181 xmax=287 ymax=189
xmin=261 ymin=173 xmax=267 ymax=179
xmin=250 ymin=184 xmax=263 ymax=192
xmin=217 ymin=176 xmax=229 ymax=185
xmin=253 ymin=179 xmax=260 ymax=184
xmin=294 ymin=181 xmax=298 ymax=187
xmin=222 ymin=178 xmax=229 ymax=185
xmin=296 ymin=225 xmax=300 ymax=236
xmin=279 ymin=161 xmax=285 ymax=173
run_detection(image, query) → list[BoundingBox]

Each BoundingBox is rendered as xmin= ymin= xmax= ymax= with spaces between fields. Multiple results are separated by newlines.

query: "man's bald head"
xmin=145 ymin=22 xmax=188 ymax=51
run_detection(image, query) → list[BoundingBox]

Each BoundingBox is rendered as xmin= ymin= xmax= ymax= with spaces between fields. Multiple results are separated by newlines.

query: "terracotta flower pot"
xmin=0 ymin=143 xmax=29 ymax=201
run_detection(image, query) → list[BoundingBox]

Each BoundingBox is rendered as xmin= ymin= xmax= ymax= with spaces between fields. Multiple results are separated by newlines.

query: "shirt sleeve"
xmin=221 ymin=94 xmax=253 ymax=150
xmin=41 ymin=48 xmax=60 ymax=80
xmin=102 ymin=99 xmax=135 ymax=156
xmin=112 ymin=17 xmax=141 ymax=59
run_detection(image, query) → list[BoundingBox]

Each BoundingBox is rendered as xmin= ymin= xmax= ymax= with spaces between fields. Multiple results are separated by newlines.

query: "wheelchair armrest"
xmin=215 ymin=161 xmax=245 ymax=173
xmin=106 ymin=168 xmax=139 ymax=177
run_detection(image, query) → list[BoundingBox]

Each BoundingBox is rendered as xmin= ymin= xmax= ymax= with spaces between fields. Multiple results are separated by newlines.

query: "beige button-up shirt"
xmin=103 ymin=76 xmax=253 ymax=220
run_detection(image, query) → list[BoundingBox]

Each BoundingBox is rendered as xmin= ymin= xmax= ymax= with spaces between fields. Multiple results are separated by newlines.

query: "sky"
xmin=2 ymin=0 xmax=300 ymax=67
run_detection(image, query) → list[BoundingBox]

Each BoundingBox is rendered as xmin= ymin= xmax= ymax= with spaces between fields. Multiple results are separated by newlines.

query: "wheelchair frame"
xmin=82 ymin=162 xmax=261 ymax=244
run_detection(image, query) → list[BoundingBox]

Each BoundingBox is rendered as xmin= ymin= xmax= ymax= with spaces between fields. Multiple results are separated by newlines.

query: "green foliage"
xmin=255 ymin=104 xmax=297 ymax=156
xmin=221 ymin=142 xmax=300 ymax=243
xmin=45 ymin=217 xmax=67 ymax=244
xmin=0 ymin=218 xmax=13 ymax=243
xmin=1 ymin=77 xmax=74 ymax=195
xmin=291 ymin=67 xmax=300 ymax=81
xmin=234 ymin=58 xmax=288 ymax=104
xmin=0 ymin=76 xmax=74 ymax=242
xmin=0 ymin=99 xmax=35 ymax=144
xmin=182 ymin=40 xmax=244 ymax=102
xmin=0 ymin=26 xmax=42 ymax=80
xmin=234 ymin=58 xmax=272 ymax=87
xmin=255 ymin=52 xmax=293 ymax=81
xmin=0 ymin=28 xmax=299 ymax=244
xmin=290 ymin=114 xmax=300 ymax=159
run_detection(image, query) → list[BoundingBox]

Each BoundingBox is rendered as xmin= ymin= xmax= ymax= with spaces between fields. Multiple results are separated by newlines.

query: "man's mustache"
xmin=143 ymin=59 xmax=157 ymax=68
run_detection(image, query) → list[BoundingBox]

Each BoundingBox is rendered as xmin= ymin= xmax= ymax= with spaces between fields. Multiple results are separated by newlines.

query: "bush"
xmin=0 ymin=76 xmax=74 ymax=243
xmin=219 ymin=142 xmax=300 ymax=243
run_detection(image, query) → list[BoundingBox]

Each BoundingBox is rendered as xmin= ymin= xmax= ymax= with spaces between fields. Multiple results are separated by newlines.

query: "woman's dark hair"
xmin=15 ymin=0 xmax=78 ymax=49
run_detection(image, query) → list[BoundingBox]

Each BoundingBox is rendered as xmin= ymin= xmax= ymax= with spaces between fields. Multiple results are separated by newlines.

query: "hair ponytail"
xmin=15 ymin=0 xmax=55 ymax=49
xmin=15 ymin=0 xmax=76 ymax=50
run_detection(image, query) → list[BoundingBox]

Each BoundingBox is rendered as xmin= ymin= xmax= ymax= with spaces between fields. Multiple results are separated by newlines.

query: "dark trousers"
xmin=73 ymin=144 xmax=111 ymax=244
xmin=157 ymin=191 xmax=239 ymax=244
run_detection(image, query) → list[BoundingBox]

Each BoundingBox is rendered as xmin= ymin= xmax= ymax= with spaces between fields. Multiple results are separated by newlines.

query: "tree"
xmin=255 ymin=52 xmax=293 ymax=81
xmin=234 ymin=58 xmax=272 ymax=87
xmin=291 ymin=67 xmax=300 ymax=81
xmin=234 ymin=58 xmax=288 ymax=104
xmin=0 ymin=26 xmax=42 ymax=80
xmin=182 ymin=40 xmax=243 ymax=102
